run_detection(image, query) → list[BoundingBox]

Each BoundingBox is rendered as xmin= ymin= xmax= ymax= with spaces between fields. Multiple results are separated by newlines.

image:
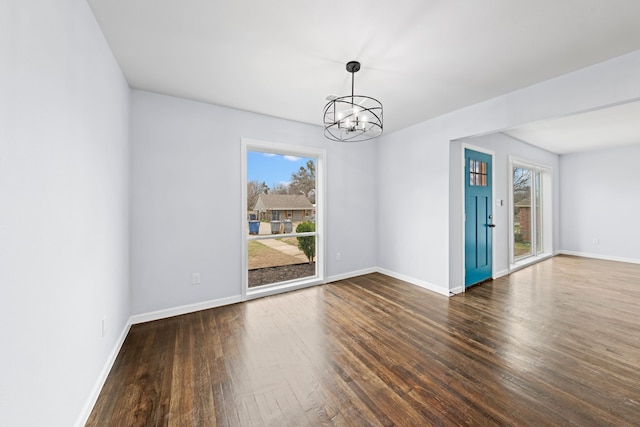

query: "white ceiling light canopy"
xmin=323 ymin=61 xmax=383 ymax=142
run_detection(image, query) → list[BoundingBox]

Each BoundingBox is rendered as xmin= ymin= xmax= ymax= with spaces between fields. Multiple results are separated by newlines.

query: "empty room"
xmin=3 ymin=1 xmax=640 ymax=426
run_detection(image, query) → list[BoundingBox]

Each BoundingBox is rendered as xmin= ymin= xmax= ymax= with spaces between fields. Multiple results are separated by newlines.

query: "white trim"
xmin=450 ymin=286 xmax=464 ymax=295
xmin=494 ymin=268 xmax=510 ymax=279
xmin=460 ymin=144 xmax=496 ymax=293
xmin=246 ymin=277 xmax=325 ymax=300
xmin=508 ymin=156 xmax=553 ymax=172
xmin=377 ymin=267 xmax=450 ymax=297
xmin=241 ymin=138 xmax=326 ymax=301
xmin=326 ymin=267 xmax=378 ymax=283
xmin=508 ymin=157 xmax=514 ymax=267
xmin=247 ymin=231 xmax=316 ymax=242
xmin=558 ymin=250 xmax=640 ymax=265
xmin=74 ymin=321 xmax=131 ymax=427
xmin=510 ymin=253 xmax=554 ymax=273
xmin=240 ymin=140 xmax=249 ymax=301
xmin=130 ymin=295 xmax=243 ymax=324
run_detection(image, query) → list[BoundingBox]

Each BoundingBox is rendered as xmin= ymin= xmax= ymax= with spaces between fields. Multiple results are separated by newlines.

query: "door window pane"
xmin=470 ymin=160 xmax=488 ymax=187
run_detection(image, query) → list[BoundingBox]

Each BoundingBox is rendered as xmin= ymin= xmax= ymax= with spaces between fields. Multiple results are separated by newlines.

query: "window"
xmin=242 ymin=139 xmax=325 ymax=299
xmin=510 ymin=159 xmax=552 ymax=266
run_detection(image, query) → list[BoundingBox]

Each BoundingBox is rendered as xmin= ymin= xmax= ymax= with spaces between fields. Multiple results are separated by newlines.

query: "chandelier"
xmin=323 ymin=61 xmax=383 ymax=142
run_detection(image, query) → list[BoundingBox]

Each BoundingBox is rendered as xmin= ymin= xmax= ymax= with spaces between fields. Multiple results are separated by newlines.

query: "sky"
xmin=247 ymin=150 xmax=314 ymax=189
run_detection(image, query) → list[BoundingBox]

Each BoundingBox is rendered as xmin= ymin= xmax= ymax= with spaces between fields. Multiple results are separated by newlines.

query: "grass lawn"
xmin=248 ymin=240 xmax=302 ymax=269
xmin=514 ymin=241 xmax=531 ymax=257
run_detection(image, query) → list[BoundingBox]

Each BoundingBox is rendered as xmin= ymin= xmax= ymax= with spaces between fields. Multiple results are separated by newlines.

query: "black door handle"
xmin=488 ymin=224 xmax=496 ymax=228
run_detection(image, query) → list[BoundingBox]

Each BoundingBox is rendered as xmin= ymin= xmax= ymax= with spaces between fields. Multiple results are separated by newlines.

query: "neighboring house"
xmin=514 ymin=197 xmax=531 ymax=242
xmin=252 ymin=194 xmax=314 ymax=222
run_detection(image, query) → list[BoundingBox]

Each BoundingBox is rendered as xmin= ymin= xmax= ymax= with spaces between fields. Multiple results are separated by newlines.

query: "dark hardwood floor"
xmin=86 ymin=255 xmax=640 ymax=426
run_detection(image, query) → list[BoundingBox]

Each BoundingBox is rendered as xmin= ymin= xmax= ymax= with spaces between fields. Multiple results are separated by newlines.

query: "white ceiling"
xmin=87 ymin=0 xmax=640 ymax=152
xmin=503 ymin=101 xmax=640 ymax=154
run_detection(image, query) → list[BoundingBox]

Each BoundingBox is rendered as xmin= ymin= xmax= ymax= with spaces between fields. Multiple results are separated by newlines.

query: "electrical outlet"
xmin=592 ymin=238 xmax=599 ymax=245
xmin=336 ymin=252 xmax=341 ymax=261
xmin=192 ymin=272 xmax=201 ymax=285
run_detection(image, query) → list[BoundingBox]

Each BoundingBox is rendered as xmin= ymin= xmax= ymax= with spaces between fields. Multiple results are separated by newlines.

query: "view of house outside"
xmin=246 ymin=151 xmax=317 ymax=287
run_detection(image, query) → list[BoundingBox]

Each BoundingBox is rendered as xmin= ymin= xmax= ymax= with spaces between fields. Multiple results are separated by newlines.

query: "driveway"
xmin=250 ymin=221 xmax=307 ymax=262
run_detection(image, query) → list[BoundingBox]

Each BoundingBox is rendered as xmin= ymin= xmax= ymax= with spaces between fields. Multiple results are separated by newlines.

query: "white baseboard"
xmin=246 ymin=278 xmax=324 ymax=300
xmin=558 ymin=250 xmax=640 ymax=265
xmin=326 ymin=267 xmax=378 ymax=283
xmin=130 ymin=295 xmax=243 ymax=325
xmin=449 ymin=286 xmax=464 ymax=295
xmin=376 ymin=267 xmax=450 ymax=297
xmin=74 ymin=320 xmax=131 ymax=427
xmin=494 ymin=268 xmax=510 ymax=279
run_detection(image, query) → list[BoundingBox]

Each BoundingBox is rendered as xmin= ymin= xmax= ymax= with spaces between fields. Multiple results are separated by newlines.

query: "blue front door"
xmin=465 ymin=149 xmax=493 ymax=287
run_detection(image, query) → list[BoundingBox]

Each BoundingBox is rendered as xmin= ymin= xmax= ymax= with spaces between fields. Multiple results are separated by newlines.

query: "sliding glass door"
xmin=512 ymin=162 xmax=549 ymax=262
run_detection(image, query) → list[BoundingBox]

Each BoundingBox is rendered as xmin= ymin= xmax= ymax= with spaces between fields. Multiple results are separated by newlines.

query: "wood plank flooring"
xmin=86 ymin=255 xmax=640 ymax=426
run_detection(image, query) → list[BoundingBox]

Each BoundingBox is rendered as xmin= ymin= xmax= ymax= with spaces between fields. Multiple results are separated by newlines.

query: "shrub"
xmin=296 ymin=221 xmax=315 ymax=263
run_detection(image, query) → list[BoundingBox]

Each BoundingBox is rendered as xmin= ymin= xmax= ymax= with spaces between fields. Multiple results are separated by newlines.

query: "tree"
xmin=270 ymin=182 xmax=289 ymax=194
xmin=247 ymin=180 xmax=269 ymax=210
xmin=513 ymin=167 xmax=531 ymax=203
xmin=289 ymin=160 xmax=316 ymax=203
xmin=296 ymin=221 xmax=315 ymax=263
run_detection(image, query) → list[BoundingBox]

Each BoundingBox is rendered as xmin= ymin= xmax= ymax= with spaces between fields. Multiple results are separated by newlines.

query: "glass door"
xmin=513 ymin=165 xmax=544 ymax=261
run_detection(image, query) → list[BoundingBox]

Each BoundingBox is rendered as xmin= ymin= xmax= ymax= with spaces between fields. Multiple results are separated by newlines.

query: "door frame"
xmin=240 ymin=138 xmax=326 ymax=301
xmin=460 ymin=144 xmax=496 ymax=292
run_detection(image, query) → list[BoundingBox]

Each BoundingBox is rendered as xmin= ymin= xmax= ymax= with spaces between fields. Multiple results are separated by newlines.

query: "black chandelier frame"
xmin=323 ymin=61 xmax=383 ymax=142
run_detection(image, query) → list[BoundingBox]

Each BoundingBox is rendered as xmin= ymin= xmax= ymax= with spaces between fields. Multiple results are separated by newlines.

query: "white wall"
xmin=560 ymin=144 xmax=640 ymax=263
xmin=377 ymin=49 xmax=640 ymax=293
xmin=130 ymin=90 xmax=377 ymax=315
xmin=0 ymin=1 xmax=130 ymax=426
xmin=377 ymin=117 xmax=452 ymax=293
xmin=449 ymin=133 xmax=561 ymax=287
